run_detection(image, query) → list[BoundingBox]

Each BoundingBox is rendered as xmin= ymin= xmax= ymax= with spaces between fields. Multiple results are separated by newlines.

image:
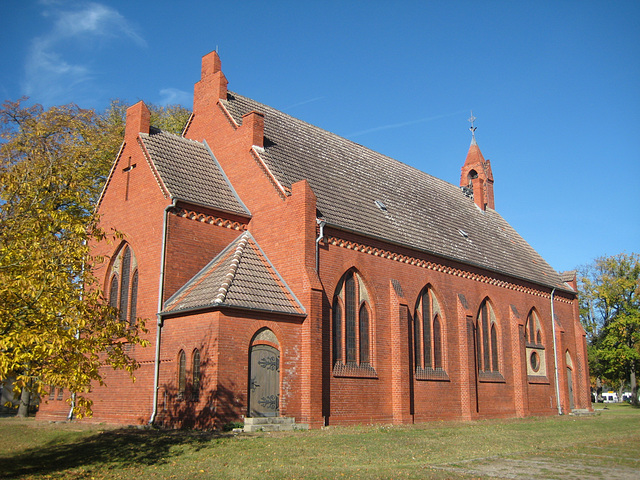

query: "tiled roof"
xmin=163 ymin=232 xmax=305 ymax=316
xmin=139 ymin=129 xmax=249 ymax=216
xmin=222 ymin=92 xmax=567 ymax=290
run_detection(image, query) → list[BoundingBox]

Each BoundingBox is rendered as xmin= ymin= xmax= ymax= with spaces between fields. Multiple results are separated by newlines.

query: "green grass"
xmin=0 ymin=404 xmax=638 ymax=479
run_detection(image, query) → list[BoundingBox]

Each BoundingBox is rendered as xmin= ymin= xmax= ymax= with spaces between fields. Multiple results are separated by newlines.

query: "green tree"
xmin=579 ymin=253 xmax=640 ymax=404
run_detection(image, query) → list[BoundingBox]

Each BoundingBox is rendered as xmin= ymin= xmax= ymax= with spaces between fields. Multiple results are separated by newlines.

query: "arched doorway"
xmin=566 ymin=351 xmax=575 ymax=411
xmin=248 ymin=329 xmax=280 ymax=417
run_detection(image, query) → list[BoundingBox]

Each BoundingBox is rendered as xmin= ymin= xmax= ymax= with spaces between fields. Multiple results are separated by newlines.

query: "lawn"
xmin=0 ymin=404 xmax=638 ymax=479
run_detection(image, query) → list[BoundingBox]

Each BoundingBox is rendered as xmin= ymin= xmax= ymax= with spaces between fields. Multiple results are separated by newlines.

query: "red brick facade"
xmin=37 ymin=52 xmax=591 ymax=428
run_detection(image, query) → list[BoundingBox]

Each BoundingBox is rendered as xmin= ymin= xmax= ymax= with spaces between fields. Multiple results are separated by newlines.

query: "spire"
xmin=464 ymin=111 xmax=485 ymax=166
xmin=460 ymin=112 xmax=495 ymax=210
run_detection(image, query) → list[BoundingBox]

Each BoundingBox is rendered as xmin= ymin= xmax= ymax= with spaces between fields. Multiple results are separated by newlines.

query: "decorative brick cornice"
xmin=173 ymin=208 xmax=247 ymax=231
xmin=325 ymin=235 xmax=573 ymax=304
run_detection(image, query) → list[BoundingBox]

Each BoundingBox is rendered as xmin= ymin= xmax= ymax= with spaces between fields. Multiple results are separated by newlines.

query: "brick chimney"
xmin=241 ymin=111 xmax=264 ymax=148
xmin=194 ymin=51 xmax=228 ymax=116
xmin=460 ymin=135 xmax=495 ymax=211
xmin=125 ymin=101 xmax=150 ymax=145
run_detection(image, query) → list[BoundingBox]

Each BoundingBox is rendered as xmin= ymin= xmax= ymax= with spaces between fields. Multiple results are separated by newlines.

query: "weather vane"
xmin=468 ymin=111 xmax=477 ymax=138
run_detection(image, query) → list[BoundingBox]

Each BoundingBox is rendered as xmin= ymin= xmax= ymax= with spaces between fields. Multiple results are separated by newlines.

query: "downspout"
xmin=149 ymin=199 xmax=176 ymax=425
xmin=315 ymin=218 xmax=326 ymax=272
xmin=550 ymin=287 xmax=562 ymax=415
xmin=68 ymin=239 xmax=87 ymax=421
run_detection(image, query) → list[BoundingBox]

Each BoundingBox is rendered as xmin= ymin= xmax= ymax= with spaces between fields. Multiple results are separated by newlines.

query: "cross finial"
xmin=468 ymin=111 xmax=477 ymax=138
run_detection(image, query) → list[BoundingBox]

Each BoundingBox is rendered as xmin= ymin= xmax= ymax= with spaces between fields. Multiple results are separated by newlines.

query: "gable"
xmin=163 ymin=231 xmax=305 ymax=317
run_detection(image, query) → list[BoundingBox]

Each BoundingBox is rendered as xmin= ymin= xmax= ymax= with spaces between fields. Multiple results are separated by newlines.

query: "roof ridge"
xmin=143 ymin=129 xmax=204 ymax=145
xmin=212 ymin=231 xmax=250 ymax=305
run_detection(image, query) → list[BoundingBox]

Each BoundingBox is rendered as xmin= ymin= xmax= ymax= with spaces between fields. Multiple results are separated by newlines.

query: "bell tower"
xmin=460 ymin=113 xmax=494 ymax=211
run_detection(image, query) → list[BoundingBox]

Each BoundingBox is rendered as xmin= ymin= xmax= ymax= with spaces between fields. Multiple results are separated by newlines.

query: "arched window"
xmin=433 ymin=315 xmax=442 ymax=369
xmin=119 ymin=247 xmax=131 ymax=322
xmin=106 ymin=244 xmax=139 ymax=325
xmin=525 ymin=310 xmax=546 ymax=377
xmin=109 ymin=275 xmax=119 ymax=309
xmin=129 ymin=270 xmax=138 ymax=326
xmin=177 ymin=350 xmax=186 ymax=398
xmin=359 ymin=304 xmax=370 ymax=364
xmin=192 ymin=349 xmax=201 ymax=402
xmin=332 ymin=270 xmax=375 ymax=375
xmin=332 ymin=299 xmax=342 ymax=364
xmin=414 ymin=286 xmax=447 ymax=379
xmin=476 ymin=299 xmax=499 ymax=373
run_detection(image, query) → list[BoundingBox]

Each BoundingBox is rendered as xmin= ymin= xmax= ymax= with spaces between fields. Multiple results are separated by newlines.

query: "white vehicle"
xmin=602 ymin=392 xmax=618 ymax=403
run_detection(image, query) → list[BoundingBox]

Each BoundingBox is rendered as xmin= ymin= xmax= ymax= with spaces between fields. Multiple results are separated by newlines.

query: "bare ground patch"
xmin=433 ymin=453 xmax=640 ymax=479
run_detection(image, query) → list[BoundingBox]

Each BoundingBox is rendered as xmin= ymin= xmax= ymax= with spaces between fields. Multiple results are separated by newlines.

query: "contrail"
xmin=346 ymin=110 xmax=466 ymax=138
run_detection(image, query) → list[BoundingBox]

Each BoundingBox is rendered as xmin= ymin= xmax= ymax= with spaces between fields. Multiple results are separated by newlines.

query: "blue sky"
xmin=1 ymin=1 xmax=638 ymax=273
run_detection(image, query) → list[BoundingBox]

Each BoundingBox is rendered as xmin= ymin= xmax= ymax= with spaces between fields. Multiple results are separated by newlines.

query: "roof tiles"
xmin=222 ymin=92 xmax=567 ymax=290
xmin=163 ymin=232 xmax=305 ymax=316
xmin=139 ymin=130 xmax=249 ymax=216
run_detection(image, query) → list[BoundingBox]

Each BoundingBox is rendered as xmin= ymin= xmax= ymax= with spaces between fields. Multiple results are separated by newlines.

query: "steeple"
xmin=460 ymin=112 xmax=494 ymax=211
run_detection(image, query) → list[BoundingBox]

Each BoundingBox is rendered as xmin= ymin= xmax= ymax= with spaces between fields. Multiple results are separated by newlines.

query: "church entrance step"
xmin=243 ymin=416 xmax=309 ymax=432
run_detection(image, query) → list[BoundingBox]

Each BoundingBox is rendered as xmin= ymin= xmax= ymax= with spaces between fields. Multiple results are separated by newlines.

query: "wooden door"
xmin=567 ymin=367 xmax=575 ymax=411
xmin=249 ymin=344 xmax=280 ymax=417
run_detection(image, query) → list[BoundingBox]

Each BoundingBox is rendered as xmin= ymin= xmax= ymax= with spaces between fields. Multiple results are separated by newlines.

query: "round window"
xmin=530 ymin=351 xmax=540 ymax=372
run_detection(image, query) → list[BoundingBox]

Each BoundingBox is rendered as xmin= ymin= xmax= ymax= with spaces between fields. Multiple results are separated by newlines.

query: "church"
xmin=37 ymin=52 xmax=591 ymax=429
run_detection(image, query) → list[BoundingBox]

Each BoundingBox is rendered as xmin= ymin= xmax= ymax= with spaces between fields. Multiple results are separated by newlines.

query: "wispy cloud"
xmin=23 ymin=2 xmax=146 ymax=105
xmin=158 ymin=88 xmax=192 ymax=107
xmin=346 ymin=110 xmax=466 ymax=138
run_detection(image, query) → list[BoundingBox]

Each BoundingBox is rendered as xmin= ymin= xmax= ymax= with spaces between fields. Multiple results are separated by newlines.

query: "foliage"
xmin=0 ymin=99 xmax=146 ymax=417
xmin=103 ymin=99 xmax=191 ymax=138
xmin=579 ymin=253 xmax=640 ymax=403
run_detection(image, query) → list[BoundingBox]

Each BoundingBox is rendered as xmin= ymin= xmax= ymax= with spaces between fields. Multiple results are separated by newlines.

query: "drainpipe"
xmin=68 ymin=239 xmax=87 ymax=421
xmin=550 ymin=287 xmax=562 ymax=415
xmin=315 ymin=218 xmax=326 ymax=273
xmin=149 ymin=199 xmax=176 ymax=425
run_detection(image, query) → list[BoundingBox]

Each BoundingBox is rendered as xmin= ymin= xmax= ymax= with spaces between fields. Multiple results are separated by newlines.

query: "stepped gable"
xmin=139 ymin=129 xmax=249 ymax=216
xmin=222 ymin=92 xmax=566 ymax=290
xmin=163 ymin=232 xmax=305 ymax=316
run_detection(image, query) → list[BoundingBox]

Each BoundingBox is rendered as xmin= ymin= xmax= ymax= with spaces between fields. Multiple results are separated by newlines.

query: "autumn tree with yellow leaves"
xmin=0 ymin=99 xmax=189 ymax=417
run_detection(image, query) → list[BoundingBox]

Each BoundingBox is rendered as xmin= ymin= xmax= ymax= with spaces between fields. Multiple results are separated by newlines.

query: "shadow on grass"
xmin=0 ymin=427 xmax=230 ymax=478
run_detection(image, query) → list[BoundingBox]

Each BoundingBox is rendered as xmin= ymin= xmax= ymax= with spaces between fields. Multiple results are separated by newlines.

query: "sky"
xmin=1 ymin=0 xmax=638 ymax=274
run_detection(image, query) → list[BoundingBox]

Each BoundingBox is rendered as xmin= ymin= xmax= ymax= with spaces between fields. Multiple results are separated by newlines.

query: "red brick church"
xmin=38 ymin=52 xmax=591 ymax=428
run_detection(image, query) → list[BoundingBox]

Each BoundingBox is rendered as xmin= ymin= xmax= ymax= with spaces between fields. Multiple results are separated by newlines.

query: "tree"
xmin=0 ymin=98 xmax=191 ymax=417
xmin=579 ymin=253 xmax=640 ymax=405
xmin=0 ymin=99 xmax=144 ymax=417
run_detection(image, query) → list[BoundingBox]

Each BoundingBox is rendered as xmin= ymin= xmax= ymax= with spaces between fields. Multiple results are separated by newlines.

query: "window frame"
xmin=475 ymin=299 xmax=504 ymax=382
xmin=192 ymin=348 xmax=201 ymax=402
xmin=525 ymin=309 xmax=548 ymax=381
xmin=107 ymin=244 xmax=139 ymax=326
xmin=177 ymin=350 xmax=187 ymax=399
xmin=414 ymin=286 xmax=448 ymax=381
xmin=331 ymin=270 xmax=376 ymax=378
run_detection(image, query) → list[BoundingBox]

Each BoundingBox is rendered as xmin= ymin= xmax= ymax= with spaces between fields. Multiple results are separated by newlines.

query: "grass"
xmin=0 ymin=404 xmax=638 ymax=479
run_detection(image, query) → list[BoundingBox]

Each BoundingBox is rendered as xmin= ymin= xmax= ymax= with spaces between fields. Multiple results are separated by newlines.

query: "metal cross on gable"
xmin=468 ymin=111 xmax=477 ymax=136
xmin=122 ymin=157 xmax=137 ymax=201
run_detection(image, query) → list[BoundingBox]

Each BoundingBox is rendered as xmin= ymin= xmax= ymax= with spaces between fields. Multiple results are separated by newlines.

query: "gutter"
xmin=149 ymin=199 xmax=176 ymax=425
xmin=550 ymin=287 xmax=563 ymax=415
